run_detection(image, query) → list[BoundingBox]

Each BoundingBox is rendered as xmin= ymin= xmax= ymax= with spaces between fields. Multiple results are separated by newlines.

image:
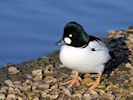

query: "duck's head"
xmin=57 ymin=22 xmax=89 ymax=47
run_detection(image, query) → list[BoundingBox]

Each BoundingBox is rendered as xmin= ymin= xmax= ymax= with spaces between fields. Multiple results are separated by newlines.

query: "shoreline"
xmin=0 ymin=28 xmax=133 ymax=99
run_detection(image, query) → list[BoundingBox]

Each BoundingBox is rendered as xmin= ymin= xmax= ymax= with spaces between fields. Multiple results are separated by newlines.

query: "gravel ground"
xmin=0 ymin=28 xmax=133 ymax=100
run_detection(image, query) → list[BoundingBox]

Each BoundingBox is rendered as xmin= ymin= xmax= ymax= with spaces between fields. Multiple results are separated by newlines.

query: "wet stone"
xmin=83 ymin=93 xmax=91 ymax=100
xmin=0 ymin=86 xmax=8 ymax=93
xmin=33 ymin=97 xmax=40 ymax=100
xmin=5 ymin=79 xmax=14 ymax=87
xmin=32 ymin=69 xmax=43 ymax=81
xmin=0 ymin=93 xmax=6 ymax=100
xmin=8 ymin=66 xmax=20 ymax=75
xmin=38 ymin=83 xmax=50 ymax=90
xmin=43 ymin=76 xmax=57 ymax=84
xmin=90 ymin=90 xmax=99 ymax=99
xmin=103 ymin=93 xmax=115 ymax=100
xmin=6 ymin=94 xmax=16 ymax=100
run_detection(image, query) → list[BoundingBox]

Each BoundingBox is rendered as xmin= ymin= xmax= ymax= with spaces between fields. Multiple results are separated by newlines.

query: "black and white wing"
xmin=88 ymin=36 xmax=109 ymax=52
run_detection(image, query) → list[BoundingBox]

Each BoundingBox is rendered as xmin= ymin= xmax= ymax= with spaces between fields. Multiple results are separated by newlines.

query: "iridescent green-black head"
xmin=57 ymin=22 xmax=90 ymax=47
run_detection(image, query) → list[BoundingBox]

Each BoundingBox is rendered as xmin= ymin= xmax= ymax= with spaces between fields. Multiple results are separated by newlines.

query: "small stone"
xmin=6 ymin=94 xmax=16 ymax=100
xmin=16 ymin=85 xmax=23 ymax=92
xmin=90 ymin=90 xmax=99 ymax=99
xmin=5 ymin=79 xmax=14 ymax=87
xmin=0 ymin=86 xmax=8 ymax=93
xmin=32 ymin=85 xmax=37 ymax=91
xmin=8 ymin=87 xmax=15 ymax=94
xmin=60 ymin=86 xmax=71 ymax=96
xmin=125 ymin=63 xmax=132 ymax=68
xmin=16 ymin=96 xmax=23 ymax=100
xmin=98 ymin=89 xmax=106 ymax=96
xmin=44 ymin=76 xmax=57 ymax=84
xmin=34 ymin=75 xmax=43 ymax=81
xmin=33 ymin=97 xmax=39 ymax=100
xmin=27 ymin=74 xmax=33 ymax=79
xmin=14 ymin=87 xmax=21 ymax=94
xmin=32 ymin=69 xmax=43 ymax=76
xmin=8 ymin=87 xmax=21 ymax=94
xmin=130 ymin=92 xmax=133 ymax=96
xmin=130 ymin=69 xmax=133 ymax=74
xmin=32 ymin=69 xmax=43 ymax=81
xmin=23 ymin=85 xmax=32 ymax=92
xmin=13 ymin=81 xmax=21 ymax=85
xmin=41 ymin=91 xmax=49 ymax=98
xmin=50 ymin=94 xmax=59 ymax=99
xmin=45 ymin=64 xmax=54 ymax=74
xmin=0 ymin=93 xmax=5 ymax=100
xmin=50 ymin=84 xmax=58 ymax=89
xmin=103 ymin=93 xmax=115 ymax=100
xmin=83 ymin=93 xmax=91 ymax=99
xmin=24 ymin=79 xmax=31 ymax=84
xmin=27 ymin=92 xmax=37 ymax=100
xmin=72 ymin=93 xmax=82 ymax=98
xmin=98 ymin=82 xmax=106 ymax=89
xmin=8 ymin=66 xmax=20 ymax=74
xmin=38 ymin=83 xmax=50 ymax=89
xmin=129 ymin=77 xmax=133 ymax=82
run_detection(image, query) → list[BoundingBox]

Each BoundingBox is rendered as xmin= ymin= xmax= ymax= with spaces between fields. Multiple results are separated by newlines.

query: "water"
xmin=0 ymin=0 xmax=133 ymax=67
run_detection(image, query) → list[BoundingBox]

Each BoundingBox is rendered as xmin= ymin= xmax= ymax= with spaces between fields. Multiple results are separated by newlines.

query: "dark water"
xmin=0 ymin=0 xmax=133 ymax=67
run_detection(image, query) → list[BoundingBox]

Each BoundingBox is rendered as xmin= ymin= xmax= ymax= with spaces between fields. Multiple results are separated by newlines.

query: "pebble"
xmin=129 ymin=77 xmax=133 ymax=82
xmin=60 ymin=86 xmax=71 ymax=96
xmin=5 ymin=79 xmax=14 ymax=87
xmin=98 ymin=89 xmax=106 ymax=96
xmin=130 ymin=92 xmax=133 ymax=96
xmin=50 ymin=83 xmax=58 ymax=89
xmin=103 ymin=93 xmax=115 ymax=100
xmin=0 ymin=86 xmax=8 ymax=93
xmin=8 ymin=87 xmax=16 ymax=94
xmin=13 ymin=81 xmax=21 ymax=85
xmin=44 ymin=76 xmax=57 ymax=84
xmin=50 ymin=94 xmax=59 ymax=99
xmin=32 ymin=69 xmax=43 ymax=76
xmin=24 ymin=79 xmax=31 ymax=84
xmin=83 ymin=93 xmax=91 ymax=100
xmin=33 ymin=97 xmax=40 ymax=100
xmin=72 ymin=93 xmax=82 ymax=98
xmin=6 ymin=94 xmax=16 ymax=100
xmin=32 ymin=69 xmax=43 ymax=81
xmin=41 ymin=91 xmax=49 ymax=98
xmin=90 ymin=90 xmax=99 ymax=99
xmin=125 ymin=63 xmax=132 ymax=68
xmin=8 ymin=66 xmax=20 ymax=75
xmin=38 ymin=83 xmax=50 ymax=89
xmin=27 ymin=74 xmax=33 ymax=79
xmin=16 ymin=96 xmax=23 ymax=100
xmin=45 ymin=64 xmax=54 ymax=74
xmin=0 ymin=93 xmax=6 ymax=100
xmin=32 ymin=85 xmax=37 ymax=91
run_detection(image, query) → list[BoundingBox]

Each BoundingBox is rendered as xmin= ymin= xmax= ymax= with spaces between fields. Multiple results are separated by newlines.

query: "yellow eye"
xmin=69 ymin=34 xmax=72 ymax=37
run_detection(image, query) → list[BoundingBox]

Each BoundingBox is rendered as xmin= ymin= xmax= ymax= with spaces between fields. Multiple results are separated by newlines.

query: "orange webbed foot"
xmin=62 ymin=70 xmax=81 ymax=88
xmin=63 ymin=76 xmax=81 ymax=88
xmin=87 ymin=73 xmax=102 ymax=90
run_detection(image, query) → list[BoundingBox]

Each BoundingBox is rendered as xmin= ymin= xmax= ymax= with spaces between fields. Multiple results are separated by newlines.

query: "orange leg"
xmin=87 ymin=73 xmax=102 ymax=89
xmin=63 ymin=70 xmax=81 ymax=88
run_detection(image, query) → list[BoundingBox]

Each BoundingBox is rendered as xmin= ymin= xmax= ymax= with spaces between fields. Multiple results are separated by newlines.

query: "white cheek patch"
xmin=64 ymin=37 xmax=72 ymax=44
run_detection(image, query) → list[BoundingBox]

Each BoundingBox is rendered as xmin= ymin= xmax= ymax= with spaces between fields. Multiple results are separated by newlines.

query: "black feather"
xmin=109 ymin=51 xmax=116 ymax=59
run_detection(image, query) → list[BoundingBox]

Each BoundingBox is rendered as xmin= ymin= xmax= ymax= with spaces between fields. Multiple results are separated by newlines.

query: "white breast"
xmin=59 ymin=45 xmax=111 ymax=73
